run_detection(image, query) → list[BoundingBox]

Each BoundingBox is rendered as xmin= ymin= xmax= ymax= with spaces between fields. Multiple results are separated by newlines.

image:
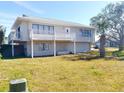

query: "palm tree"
xmin=90 ymin=14 xmax=108 ymax=57
xmin=0 ymin=25 xmax=6 ymax=45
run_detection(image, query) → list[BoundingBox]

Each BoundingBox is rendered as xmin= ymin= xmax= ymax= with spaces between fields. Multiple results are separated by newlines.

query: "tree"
xmin=0 ymin=25 xmax=6 ymax=45
xmin=102 ymin=2 xmax=124 ymax=51
xmin=90 ymin=14 xmax=109 ymax=57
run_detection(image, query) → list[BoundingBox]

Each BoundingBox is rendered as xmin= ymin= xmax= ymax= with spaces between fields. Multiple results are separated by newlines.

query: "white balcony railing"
xmin=30 ymin=30 xmax=76 ymax=41
xmin=8 ymin=31 xmax=21 ymax=42
xmin=55 ymin=34 xmax=73 ymax=41
xmin=30 ymin=30 xmax=92 ymax=42
xmin=31 ymin=33 xmax=75 ymax=41
xmin=9 ymin=30 xmax=92 ymax=42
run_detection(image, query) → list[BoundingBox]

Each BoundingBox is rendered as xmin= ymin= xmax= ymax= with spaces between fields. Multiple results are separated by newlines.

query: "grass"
xmin=0 ymin=47 xmax=124 ymax=92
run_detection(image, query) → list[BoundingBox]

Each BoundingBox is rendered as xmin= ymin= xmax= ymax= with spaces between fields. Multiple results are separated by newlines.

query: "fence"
xmin=0 ymin=44 xmax=25 ymax=58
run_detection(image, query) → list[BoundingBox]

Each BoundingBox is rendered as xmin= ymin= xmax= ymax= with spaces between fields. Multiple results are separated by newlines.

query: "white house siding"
xmin=55 ymin=26 xmax=65 ymax=35
xmin=26 ymin=41 xmax=54 ymax=57
xmin=11 ymin=23 xmax=93 ymax=57
xmin=76 ymin=42 xmax=90 ymax=53
xmin=56 ymin=42 xmax=74 ymax=53
xmin=26 ymin=41 xmax=31 ymax=57
xmin=25 ymin=41 xmax=90 ymax=57
xmin=20 ymin=22 xmax=29 ymax=41
xmin=20 ymin=21 xmax=95 ymax=43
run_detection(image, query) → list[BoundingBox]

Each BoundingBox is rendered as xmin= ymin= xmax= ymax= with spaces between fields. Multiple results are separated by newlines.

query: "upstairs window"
xmin=39 ymin=25 xmax=44 ymax=34
xmin=49 ymin=26 xmax=54 ymax=34
xmin=65 ymin=28 xmax=70 ymax=34
xmin=32 ymin=24 xmax=39 ymax=34
xmin=32 ymin=24 xmax=54 ymax=34
xmin=44 ymin=25 xmax=49 ymax=31
xmin=16 ymin=26 xmax=21 ymax=39
xmin=80 ymin=29 xmax=91 ymax=37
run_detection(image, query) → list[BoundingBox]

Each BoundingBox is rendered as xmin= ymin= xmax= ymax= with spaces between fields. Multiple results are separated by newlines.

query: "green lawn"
xmin=0 ymin=48 xmax=124 ymax=92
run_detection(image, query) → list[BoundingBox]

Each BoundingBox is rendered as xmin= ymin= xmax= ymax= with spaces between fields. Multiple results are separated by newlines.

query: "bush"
xmin=86 ymin=50 xmax=113 ymax=56
xmin=112 ymin=51 xmax=124 ymax=57
xmin=0 ymin=53 xmax=3 ymax=59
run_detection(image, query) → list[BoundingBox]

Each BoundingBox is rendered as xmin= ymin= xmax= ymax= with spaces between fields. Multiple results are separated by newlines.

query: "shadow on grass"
xmin=115 ymin=57 xmax=124 ymax=61
xmin=2 ymin=55 xmax=55 ymax=60
xmin=2 ymin=56 xmax=29 ymax=60
xmin=62 ymin=54 xmax=119 ymax=62
xmin=62 ymin=55 xmax=101 ymax=61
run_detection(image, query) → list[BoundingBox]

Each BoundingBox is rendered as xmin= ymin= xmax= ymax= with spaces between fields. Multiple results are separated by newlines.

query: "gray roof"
xmin=12 ymin=16 xmax=95 ymax=29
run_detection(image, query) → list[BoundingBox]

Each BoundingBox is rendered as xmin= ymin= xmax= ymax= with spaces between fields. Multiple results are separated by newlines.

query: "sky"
xmin=0 ymin=1 xmax=113 ymax=36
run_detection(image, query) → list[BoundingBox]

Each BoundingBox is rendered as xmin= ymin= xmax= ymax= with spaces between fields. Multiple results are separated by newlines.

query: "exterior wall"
xmin=71 ymin=27 xmax=95 ymax=43
xmin=26 ymin=41 xmax=54 ymax=57
xmin=9 ymin=22 xmax=30 ymax=42
xmin=20 ymin=22 xmax=29 ymax=41
xmin=25 ymin=41 xmax=90 ymax=57
xmin=9 ymin=20 xmax=94 ymax=57
xmin=29 ymin=22 xmax=94 ymax=43
xmin=10 ymin=21 xmax=95 ymax=43
xmin=56 ymin=42 xmax=73 ymax=53
xmin=26 ymin=42 xmax=31 ymax=56
xmin=76 ymin=42 xmax=90 ymax=53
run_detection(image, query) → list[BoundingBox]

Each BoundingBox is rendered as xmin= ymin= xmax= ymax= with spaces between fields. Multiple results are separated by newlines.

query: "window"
xmin=50 ymin=26 xmax=54 ymax=31
xmin=44 ymin=25 xmax=49 ymax=31
xmin=39 ymin=25 xmax=44 ymax=34
xmin=16 ymin=26 xmax=21 ymax=39
xmin=44 ymin=25 xmax=49 ymax=34
xmin=32 ymin=24 xmax=39 ymax=34
xmin=44 ymin=43 xmax=49 ymax=50
xmin=32 ymin=24 xmax=54 ymax=34
xmin=40 ymin=43 xmax=49 ymax=51
xmin=86 ymin=30 xmax=91 ymax=37
xmin=80 ymin=29 xmax=91 ymax=37
xmin=18 ymin=31 xmax=20 ymax=39
xmin=49 ymin=26 xmax=54 ymax=34
xmin=48 ymin=26 xmax=50 ymax=34
xmin=65 ymin=28 xmax=70 ymax=34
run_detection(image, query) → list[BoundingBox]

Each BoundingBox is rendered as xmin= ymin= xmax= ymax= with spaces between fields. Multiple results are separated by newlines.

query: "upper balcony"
xmin=31 ymin=33 xmax=75 ymax=41
xmin=9 ymin=30 xmax=93 ymax=43
xmin=30 ymin=30 xmax=92 ymax=42
xmin=8 ymin=31 xmax=23 ymax=43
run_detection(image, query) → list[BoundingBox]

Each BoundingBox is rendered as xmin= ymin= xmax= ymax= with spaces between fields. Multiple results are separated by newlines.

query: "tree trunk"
xmin=119 ymin=36 xmax=124 ymax=51
xmin=0 ymin=31 xmax=4 ymax=45
xmin=99 ymin=34 xmax=106 ymax=57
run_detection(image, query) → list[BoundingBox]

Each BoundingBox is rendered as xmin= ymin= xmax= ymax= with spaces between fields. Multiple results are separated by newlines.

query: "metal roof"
xmin=11 ymin=16 xmax=95 ymax=29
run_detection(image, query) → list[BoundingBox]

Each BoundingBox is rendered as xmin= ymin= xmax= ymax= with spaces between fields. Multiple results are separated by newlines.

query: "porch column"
xmin=31 ymin=30 xmax=34 ymax=58
xmin=11 ymin=30 xmax=15 ymax=57
xmin=12 ymin=40 xmax=14 ymax=57
xmin=31 ymin=39 xmax=34 ymax=58
xmin=54 ymin=40 xmax=56 ymax=56
xmin=74 ymin=40 xmax=76 ymax=54
xmin=73 ymin=33 xmax=76 ymax=54
xmin=54 ymin=30 xmax=56 ymax=56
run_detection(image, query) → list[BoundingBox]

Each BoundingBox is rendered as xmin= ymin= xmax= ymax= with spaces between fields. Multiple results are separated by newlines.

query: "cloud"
xmin=0 ymin=12 xmax=17 ymax=20
xmin=0 ymin=19 xmax=12 ymax=24
xmin=14 ymin=1 xmax=44 ymax=15
xmin=0 ymin=12 xmax=17 ymax=27
xmin=0 ymin=12 xmax=17 ymax=36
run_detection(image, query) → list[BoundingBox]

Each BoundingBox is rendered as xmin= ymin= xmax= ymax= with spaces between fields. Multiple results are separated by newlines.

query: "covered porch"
xmin=30 ymin=40 xmax=76 ymax=58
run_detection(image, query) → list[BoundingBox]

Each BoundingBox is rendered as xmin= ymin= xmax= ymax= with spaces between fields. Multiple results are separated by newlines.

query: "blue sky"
xmin=0 ymin=1 xmax=112 ymax=36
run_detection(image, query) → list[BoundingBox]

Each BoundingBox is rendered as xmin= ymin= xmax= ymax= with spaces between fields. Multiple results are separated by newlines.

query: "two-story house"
xmin=8 ymin=16 xmax=95 ymax=58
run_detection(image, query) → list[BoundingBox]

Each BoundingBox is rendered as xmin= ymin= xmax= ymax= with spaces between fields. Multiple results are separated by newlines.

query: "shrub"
xmin=86 ymin=50 xmax=113 ymax=56
xmin=112 ymin=51 xmax=124 ymax=57
xmin=0 ymin=53 xmax=3 ymax=59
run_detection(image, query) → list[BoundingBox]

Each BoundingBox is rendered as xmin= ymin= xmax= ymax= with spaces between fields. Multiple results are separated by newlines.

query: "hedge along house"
xmin=8 ymin=16 xmax=95 ymax=58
